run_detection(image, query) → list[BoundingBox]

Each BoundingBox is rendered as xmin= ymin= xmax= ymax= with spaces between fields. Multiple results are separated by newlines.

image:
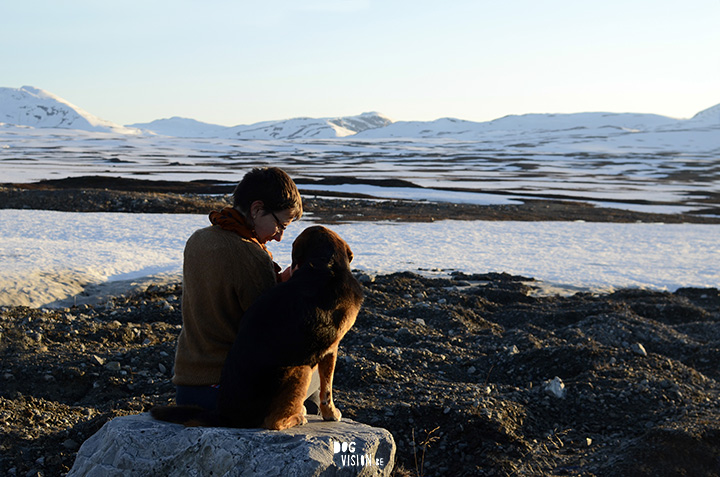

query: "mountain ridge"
xmin=1 ymin=86 xmax=717 ymax=139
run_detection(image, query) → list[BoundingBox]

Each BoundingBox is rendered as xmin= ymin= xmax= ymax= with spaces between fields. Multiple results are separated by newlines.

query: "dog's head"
xmin=291 ymin=226 xmax=354 ymax=270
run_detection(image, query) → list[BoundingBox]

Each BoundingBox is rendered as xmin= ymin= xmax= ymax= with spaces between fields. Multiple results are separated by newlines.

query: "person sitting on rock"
xmin=171 ymin=167 xmax=319 ymax=412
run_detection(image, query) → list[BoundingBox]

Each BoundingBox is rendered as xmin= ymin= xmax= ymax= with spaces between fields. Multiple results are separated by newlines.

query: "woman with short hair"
xmin=172 ymin=167 xmax=306 ymax=410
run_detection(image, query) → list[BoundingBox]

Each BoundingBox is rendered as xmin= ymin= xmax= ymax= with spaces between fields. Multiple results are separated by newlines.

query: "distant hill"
xmin=222 ymin=112 xmax=392 ymax=140
xmin=1 ymin=85 xmax=717 ymax=139
xmin=353 ymin=112 xmax=683 ymax=139
xmin=129 ymin=112 xmax=392 ymax=139
xmin=127 ymin=117 xmax=229 ymax=138
xmin=0 ymin=86 xmax=139 ymax=134
xmin=689 ymin=103 xmax=720 ymax=125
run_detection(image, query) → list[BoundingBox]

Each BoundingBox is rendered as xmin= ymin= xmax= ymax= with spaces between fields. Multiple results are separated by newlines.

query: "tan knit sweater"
xmin=172 ymin=225 xmax=277 ymax=386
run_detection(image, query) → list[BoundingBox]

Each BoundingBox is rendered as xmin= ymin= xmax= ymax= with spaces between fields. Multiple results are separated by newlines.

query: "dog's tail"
xmin=150 ymin=405 xmax=223 ymax=427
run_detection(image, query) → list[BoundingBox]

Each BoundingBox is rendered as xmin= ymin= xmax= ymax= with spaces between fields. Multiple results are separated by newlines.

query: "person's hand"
xmin=280 ymin=265 xmax=298 ymax=282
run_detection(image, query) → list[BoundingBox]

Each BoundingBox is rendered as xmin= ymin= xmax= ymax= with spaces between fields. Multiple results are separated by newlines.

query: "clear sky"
xmin=3 ymin=0 xmax=718 ymax=126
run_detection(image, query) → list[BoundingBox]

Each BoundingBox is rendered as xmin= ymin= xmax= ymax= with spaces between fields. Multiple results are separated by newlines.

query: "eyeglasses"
xmin=269 ymin=211 xmax=289 ymax=232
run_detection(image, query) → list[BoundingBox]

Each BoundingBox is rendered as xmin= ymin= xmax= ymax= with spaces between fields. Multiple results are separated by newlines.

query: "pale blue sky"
xmin=2 ymin=0 xmax=718 ymax=126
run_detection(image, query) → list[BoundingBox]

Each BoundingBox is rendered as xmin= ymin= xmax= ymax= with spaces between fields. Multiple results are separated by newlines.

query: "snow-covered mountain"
xmin=223 ymin=112 xmax=392 ymax=140
xmin=128 ymin=117 xmax=230 ymax=138
xmin=0 ymin=86 xmax=139 ymax=134
xmin=129 ymin=112 xmax=392 ymax=139
xmin=1 ymin=85 xmax=718 ymax=140
xmin=353 ymin=112 xmax=687 ymax=139
xmin=689 ymin=103 xmax=720 ymax=125
xmin=132 ymin=109 xmax=714 ymax=140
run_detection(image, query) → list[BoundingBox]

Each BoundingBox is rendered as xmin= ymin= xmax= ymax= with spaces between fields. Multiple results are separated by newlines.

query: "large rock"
xmin=68 ymin=413 xmax=395 ymax=476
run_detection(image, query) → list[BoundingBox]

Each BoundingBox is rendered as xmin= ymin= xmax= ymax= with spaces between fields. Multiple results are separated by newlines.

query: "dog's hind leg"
xmin=263 ymin=366 xmax=312 ymax=430
xmin=318 ymin=346 xmax=342 ymax=422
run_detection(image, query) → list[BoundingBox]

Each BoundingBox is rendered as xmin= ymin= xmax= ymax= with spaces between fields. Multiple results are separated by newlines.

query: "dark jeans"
xmin=175 ymin=368 xmax=321 ymax=414
xmin=175 ymin=385 xmax=219 ymax=411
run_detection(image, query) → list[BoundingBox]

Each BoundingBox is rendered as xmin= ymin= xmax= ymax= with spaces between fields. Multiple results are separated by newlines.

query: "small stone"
xmin=543 ymin=377 xmax=566 ymax=399
xmin=415 ymin=319 xmax=426 ymax=326
xmin=356 ymin=272 xmax=375 ymax=284
xmin=631 ymin=343 xmax=648 ymax=357
xmin=158 ymin=363 xmax=167 ymax=374
xmin=468 ymin=366 xmax=477 ymax=374
xmin=91 ymin=355 xmax=105 ymax=366
xmin=105 ymin=361 xmax=122 ymax=372
xmin=62 ymin=438 xmax=79 ymax=450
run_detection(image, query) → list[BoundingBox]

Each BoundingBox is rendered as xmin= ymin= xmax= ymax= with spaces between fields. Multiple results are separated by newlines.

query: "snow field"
xmin=1 ymin=209 xmax=718 ymax=307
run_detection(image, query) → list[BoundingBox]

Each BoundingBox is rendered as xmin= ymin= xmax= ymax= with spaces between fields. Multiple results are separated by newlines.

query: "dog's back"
xmin=217 ymin=256 xmax=363 ymax=427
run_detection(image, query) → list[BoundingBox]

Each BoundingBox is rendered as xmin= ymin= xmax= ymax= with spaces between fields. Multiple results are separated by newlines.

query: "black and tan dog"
xmin=151 ymin=225 xmax=363 ymax=430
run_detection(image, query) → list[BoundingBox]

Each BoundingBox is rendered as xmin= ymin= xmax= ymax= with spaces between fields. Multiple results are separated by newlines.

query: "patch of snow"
xmin=1 ymin=210 xmax=718 ymax=307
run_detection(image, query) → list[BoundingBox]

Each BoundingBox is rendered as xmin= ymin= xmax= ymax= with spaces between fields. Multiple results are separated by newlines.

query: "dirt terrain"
xmin=1 ymin=179 xmax=719 ymax=476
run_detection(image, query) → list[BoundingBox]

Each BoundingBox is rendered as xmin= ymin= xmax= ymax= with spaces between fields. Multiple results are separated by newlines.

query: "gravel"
xmin=1 ymin=274 xmax=719 ymax=476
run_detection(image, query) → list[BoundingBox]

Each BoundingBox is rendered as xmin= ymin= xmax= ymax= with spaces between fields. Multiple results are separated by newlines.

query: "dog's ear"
xmin=346 ymin=244 xmax=353 ymax=263
xmin=291 ymin=226 xmax=326 ymax=269
xmin=290 ymin=230 xmax=310 ymax=270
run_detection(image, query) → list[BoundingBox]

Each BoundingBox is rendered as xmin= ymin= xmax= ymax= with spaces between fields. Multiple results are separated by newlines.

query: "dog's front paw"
xmin=321 ymin=406 xmax=342 ymax=422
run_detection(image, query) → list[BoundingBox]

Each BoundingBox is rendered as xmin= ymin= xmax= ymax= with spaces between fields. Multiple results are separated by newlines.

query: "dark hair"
xmin=232 ymin=167 xmax=303 ymax=219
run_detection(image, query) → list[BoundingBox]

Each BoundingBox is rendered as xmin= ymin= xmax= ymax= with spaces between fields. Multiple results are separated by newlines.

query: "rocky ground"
xmin=1 ymin=274 xmax=719 ymax=476
xmin=1 ymin=179 xmax=719 ymax=476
